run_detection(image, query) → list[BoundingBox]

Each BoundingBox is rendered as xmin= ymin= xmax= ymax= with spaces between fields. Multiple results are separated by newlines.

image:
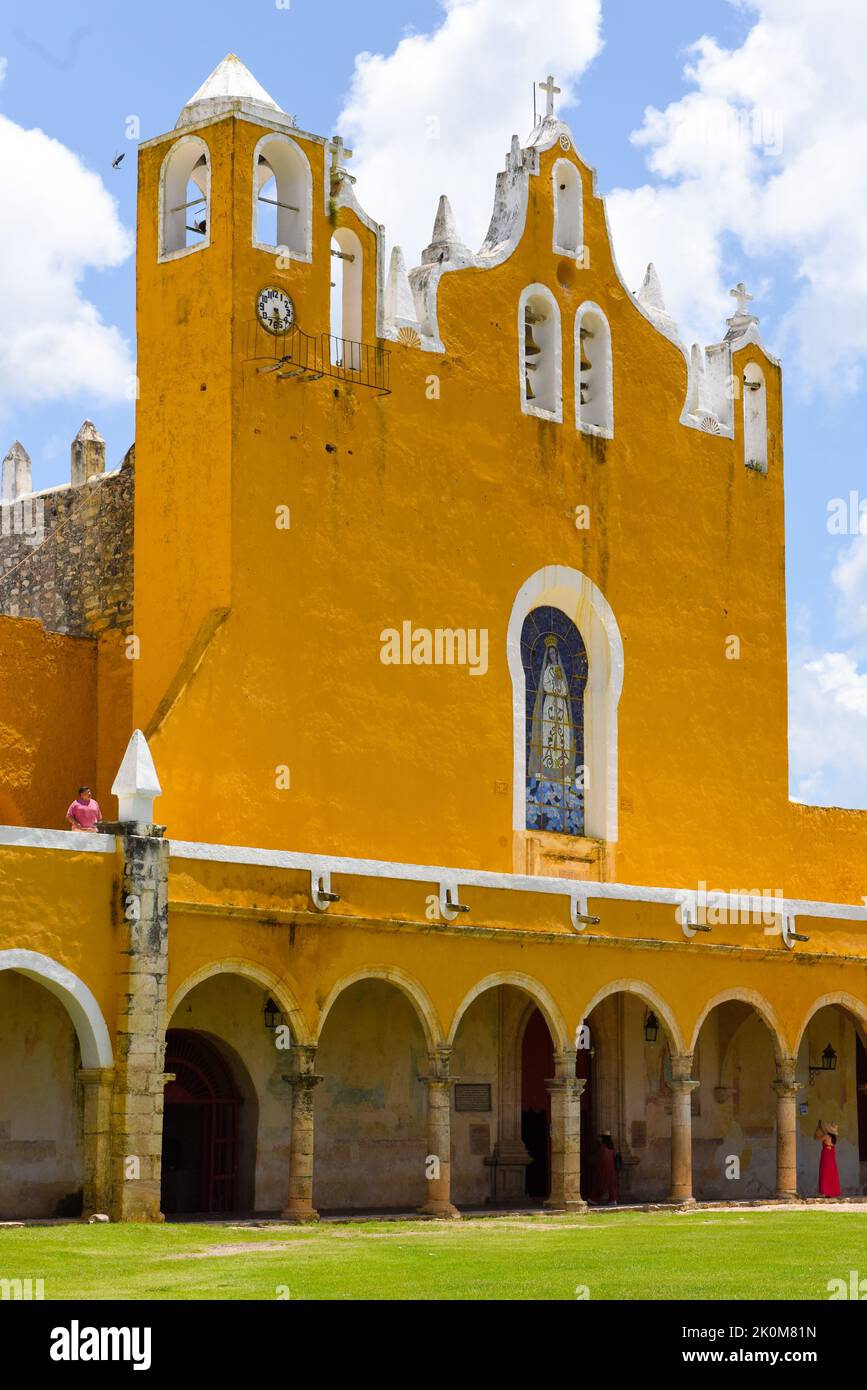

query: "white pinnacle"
xmin=385 ymin=247 xmax=419 ymax=326
xmin=421 ymin=195 xmax=472 ymax=266
xmin=637 ymin=263 xmax=667 ymax=314
xmin=1 ymin=441 xmax=32 ymax=502
xmin=111 ymin=730 xmax=162 ymax=824
xmin=176 ymin=53 xmax=286 ymax=129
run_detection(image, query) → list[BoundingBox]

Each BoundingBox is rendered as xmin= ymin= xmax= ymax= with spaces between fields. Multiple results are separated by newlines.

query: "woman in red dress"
xmin=815 ymin=1120 xmax=841 ymax=1197
xmin=591 ymin=1131 xmax=618 ymax=1205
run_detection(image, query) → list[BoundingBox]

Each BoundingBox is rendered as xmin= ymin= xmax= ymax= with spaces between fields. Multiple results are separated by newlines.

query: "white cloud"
xmin=337 ymin=0 xmax=603 ymax=267
xmin=791 ymin=526 xmax=867 ymax=808
xmin=0 ymin=70 xmax=133 ymax=417
xmin=791 ymin=651 xmax=867 ymax=807
xmin=831 ymin=531 xmax=867 ymax=638
xmin=604 ymin=0 xmax=867 ymax=385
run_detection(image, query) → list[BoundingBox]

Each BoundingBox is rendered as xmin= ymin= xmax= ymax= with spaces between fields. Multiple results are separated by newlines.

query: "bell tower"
xmin=132 ymin=55 xmax=381 ymax=737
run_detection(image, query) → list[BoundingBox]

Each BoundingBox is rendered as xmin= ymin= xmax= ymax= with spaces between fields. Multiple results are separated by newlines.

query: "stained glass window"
xmin=521 ymin=605 xmax=588 ymax=836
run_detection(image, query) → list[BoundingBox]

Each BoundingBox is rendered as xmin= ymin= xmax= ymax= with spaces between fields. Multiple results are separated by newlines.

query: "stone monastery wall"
xmin=0 ymin=438 xmax=133 ymax=639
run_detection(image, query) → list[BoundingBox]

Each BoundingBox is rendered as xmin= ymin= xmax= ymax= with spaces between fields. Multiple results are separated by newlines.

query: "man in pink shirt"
xmin=66 ymin=786 xmax=102 ymax=832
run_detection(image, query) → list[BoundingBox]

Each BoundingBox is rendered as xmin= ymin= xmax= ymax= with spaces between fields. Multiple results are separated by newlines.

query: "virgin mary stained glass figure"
xmin=528 ymin=637 xmax=575 ymax=782
xmin=521 ymin=607 xmax=588 ymax=836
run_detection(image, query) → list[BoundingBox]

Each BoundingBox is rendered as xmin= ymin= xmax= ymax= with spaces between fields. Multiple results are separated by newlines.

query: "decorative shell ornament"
xmin=698 ymin=413 xmax=722 ymax=434
xmin=397 ymin=326 xmax=422 ymax=349
xmin=559 ymin=134 xmax=571 ymax=150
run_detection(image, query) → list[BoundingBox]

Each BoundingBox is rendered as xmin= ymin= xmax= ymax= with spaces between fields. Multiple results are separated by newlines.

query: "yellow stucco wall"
xmin=0 ymin=617 xmax=97 ymax=829
xmin=128 ymin=108 xmax=864 ymax=911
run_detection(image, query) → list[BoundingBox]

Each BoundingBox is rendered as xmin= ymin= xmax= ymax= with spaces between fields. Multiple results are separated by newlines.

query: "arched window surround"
xmin=743 ymin=360 xmax=768 ymax=473
xmin=518 ymin=284 xmax=563 ymax=424
xmin=552 ymin=158 xmax=583 ymax=257
xmin=251 ymin=132 xmax=312 ymax=263
xmin=330 ymin=226 xmax=364 ymax=368
xmin=574 ymin=301 xmax=614 ymax=439
xmin=158 ymin=135 xmax=211 ymax=263
xmin=507 ymin=565 xmax=624 ymax=843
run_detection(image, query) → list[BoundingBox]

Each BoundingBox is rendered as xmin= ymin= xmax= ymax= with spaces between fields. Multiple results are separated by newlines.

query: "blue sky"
xmin=1 ymin=0 xmax=865 ymax=808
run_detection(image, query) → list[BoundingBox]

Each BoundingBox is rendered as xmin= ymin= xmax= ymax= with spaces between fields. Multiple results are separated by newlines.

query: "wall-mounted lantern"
xmin=263 ymin=996 xmax=283 ymax=1032
xmin=644 ymin=1010 xmax=660 ymax=1045
xmin=809 ymin=1043 xmax=837 ymax=1085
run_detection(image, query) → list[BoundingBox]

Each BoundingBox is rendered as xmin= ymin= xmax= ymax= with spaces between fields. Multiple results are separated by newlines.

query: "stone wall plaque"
xmin=454 ymin=1083 xmax=491 ymax=1112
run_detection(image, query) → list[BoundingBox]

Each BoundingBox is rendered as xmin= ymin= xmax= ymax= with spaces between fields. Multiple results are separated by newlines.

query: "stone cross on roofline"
xmin=725 ymin=280 xmax=760 ymax=340
xmin=539 ymin=74 xmax=561 ymax=120
xmin=330 ymin=135 xmax=355 ymax=185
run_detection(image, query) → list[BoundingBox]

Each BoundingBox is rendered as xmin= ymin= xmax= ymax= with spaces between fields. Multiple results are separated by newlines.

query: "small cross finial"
xmin=538 ymin=74 xmax=561 ymax=120
xmin=730 ymin=282 xmax=753 ymax=317
xmin=330 ymin=135 xmax=355 ymax=184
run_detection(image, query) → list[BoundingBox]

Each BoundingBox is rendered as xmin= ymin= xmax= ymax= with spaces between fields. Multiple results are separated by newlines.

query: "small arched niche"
xmin=743 ymin=362 xmax=768 ymax=472
xmin=519 ymin=285 xmax=562 ymax=422
xmin=575 ymin=302 xmax=613 ymax=438
xmin=552 ymin=159 xmax=583 ymax=257
xmin=330 ymin=227 xmax=363 ymax=370
xmin=160 ymin=136 xmax=210 ymax=260
xmin=253 ymin=133 xmax=311 ymax=260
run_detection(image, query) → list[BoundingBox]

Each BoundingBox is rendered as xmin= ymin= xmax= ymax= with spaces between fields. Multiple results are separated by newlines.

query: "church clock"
xmin=256 ymin=286 xmax=295 ymax=334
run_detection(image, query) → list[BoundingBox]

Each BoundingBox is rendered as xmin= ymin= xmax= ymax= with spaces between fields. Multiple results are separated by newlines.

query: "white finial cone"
xmin=74 ymin=419 xmax=105 ymax=445
xmin=432 ymin=194 xmax=459 ymax=245
xmin=111 ymin=730 xmax=162 ymax=823
xmin=385 ymin=246 xmax=418 ymax=325
xmin=638 ymin=263 xmax=667 ymax=314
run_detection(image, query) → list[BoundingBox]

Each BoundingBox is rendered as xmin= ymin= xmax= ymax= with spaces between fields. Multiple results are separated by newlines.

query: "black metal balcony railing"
xmin=247 ymin=321 xmax=391 ymax=395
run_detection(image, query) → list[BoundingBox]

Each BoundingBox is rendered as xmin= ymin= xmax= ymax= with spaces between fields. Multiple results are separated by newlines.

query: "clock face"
xmin=257 ymin=286 xmax=295 ymax=334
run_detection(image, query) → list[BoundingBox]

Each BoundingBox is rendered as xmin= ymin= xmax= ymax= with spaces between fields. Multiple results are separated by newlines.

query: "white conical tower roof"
xmin=176 ymin=54 xmax=290 ymax=129
xmin=111 ymin=730 xmax=162 ymax=824
xmin=421 ymin=195 xmax=472 ymax=266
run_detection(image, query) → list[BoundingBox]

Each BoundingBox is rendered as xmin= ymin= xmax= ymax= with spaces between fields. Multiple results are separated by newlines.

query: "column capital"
xmin=668 ymin=1078 xmax=699 ymax=1096
xmin=771 ymin=1078 xmax=803 ymax=1100
xmin=424 ymin=1045 xmax=455 ymax=1082
xmin=283 ymin=1071 xmax=323 ymax=1091
xmin=774 ymin=1057 xmax=800 ymax=1090
xmin=288 ymin=1043 xmax=319 ymax=1075
xmin=670 ymin=1052 xmax=695 ymax=1084
xmin=545 ymin=1075 xmax=586 ymax=1100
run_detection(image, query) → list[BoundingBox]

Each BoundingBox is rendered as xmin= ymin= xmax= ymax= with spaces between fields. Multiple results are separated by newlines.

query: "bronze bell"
xmin=526 ymin=371 xmax=536 ymax=401
xmin=524 ymin=321 xmax=542 ymax=356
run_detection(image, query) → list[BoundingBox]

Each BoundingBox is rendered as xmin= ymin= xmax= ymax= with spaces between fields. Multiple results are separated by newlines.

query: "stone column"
xmin=282 ymin=1045 xmax=322 ymax=1223
xmin=78 ymin=1067 xmax=114 ymax=1217
xmin=419 ymin=1046 xmax=459 ymax=1218
xmin=545 ymin=1049 xmax=587 ymax=1213
xmin=669 ymin=1054 xmax=699 ymax=1205
xmin=772 ymin=1058 xmax=802 ymax=1200
xmin=105 ymin=823 xmax=170 ymax=1222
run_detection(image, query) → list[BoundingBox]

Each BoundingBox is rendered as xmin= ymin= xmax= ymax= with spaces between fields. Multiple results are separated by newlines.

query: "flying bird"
xmin=112 ymin=152 xmax=125 ymax=170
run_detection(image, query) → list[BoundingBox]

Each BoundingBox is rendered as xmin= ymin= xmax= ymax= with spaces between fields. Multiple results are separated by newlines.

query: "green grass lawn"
xmin=1 ymin=1210 xmax=864 ymax=1300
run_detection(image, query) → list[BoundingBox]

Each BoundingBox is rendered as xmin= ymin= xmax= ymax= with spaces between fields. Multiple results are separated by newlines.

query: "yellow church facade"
xmin=1 ymin=56 xmax=866 ymax=1222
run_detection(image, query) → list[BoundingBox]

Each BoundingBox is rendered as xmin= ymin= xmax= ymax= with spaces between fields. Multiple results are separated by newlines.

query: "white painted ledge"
xmin=1 ymin=824 xmax=862 ymax=925
xmin=169 ymin=838 xmax=867 ymax=924
xmin=0 ymin=826 xmax=115 ymax=853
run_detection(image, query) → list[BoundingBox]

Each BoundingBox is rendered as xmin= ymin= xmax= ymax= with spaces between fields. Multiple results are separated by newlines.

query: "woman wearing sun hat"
xmin=814 ymin=1120 xmax=841 ymax=1197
